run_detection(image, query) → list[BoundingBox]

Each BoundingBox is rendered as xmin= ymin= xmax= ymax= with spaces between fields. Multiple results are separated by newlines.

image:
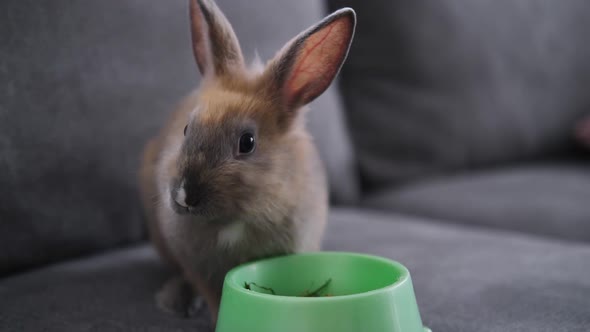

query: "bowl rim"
xmin=223 ymin=251 xmax=410 ymax=302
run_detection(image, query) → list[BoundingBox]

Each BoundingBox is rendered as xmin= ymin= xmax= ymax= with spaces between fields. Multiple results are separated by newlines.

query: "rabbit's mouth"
xmin=170 ymin=195 xmax=233 ymax=225
xmin=170 ymin=182 xmax=208 ymax=215
xmin=170 ymin=198 xmax=205 ymax=216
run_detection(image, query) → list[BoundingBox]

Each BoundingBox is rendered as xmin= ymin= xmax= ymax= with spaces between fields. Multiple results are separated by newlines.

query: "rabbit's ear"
xmin=189 ymin=0 xmax=244 ymax=76
xmin=264 ymin=8 xmax=356 ymax=109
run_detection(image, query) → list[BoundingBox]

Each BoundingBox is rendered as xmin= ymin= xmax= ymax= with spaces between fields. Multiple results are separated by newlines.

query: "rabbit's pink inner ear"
xmin=284 ymin=13 xmax=355 ymax=108
xmin=190 ymin=0 xmax=209 ymax=75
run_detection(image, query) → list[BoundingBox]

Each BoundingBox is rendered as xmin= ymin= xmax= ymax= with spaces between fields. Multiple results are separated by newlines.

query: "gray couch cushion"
xmin=364 ymin=163 xmax=590 ymax=242
xmin=1 ymin=208 xmax=589 ymax=331
xmin=0 ymin=0 xmax=189 ymax=275
xmin=326 ymin=209 xmax=590 ymax=332
xmin=0 ymin=0 xmax=357 ymax=275
xmin=328 ymin=0 xmax=590 ymax=191
xmin=0 ymin=245 xmax=210 ymax=332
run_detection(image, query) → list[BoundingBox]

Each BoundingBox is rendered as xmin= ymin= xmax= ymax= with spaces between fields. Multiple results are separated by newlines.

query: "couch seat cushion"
xmin=364 ymin=163 xmax=590 ymax=242
xmin=1 ymin=207 xmax=589 ymax=331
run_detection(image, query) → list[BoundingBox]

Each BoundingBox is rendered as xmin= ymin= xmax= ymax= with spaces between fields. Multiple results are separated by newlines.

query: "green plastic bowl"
xmin=215 ymin=252 xmax=430 ymax=332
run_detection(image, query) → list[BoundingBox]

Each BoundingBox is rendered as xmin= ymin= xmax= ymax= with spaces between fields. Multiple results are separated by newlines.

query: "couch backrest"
xmin=328 ymin=0 xmax=590 ymax=192
xmin=0 ymin=0 xmax=357 ymax=276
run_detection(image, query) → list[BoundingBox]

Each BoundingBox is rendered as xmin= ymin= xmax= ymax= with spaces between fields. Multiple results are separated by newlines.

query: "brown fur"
xmin=138 ymin=0 xmax=355 ymax=325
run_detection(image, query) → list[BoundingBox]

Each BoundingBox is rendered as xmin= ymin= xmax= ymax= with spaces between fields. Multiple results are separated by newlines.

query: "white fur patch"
xmin=175 ymin=182 xmax=188 ymax=208
xmin=218 ymin=222 xmax=245 ymax=248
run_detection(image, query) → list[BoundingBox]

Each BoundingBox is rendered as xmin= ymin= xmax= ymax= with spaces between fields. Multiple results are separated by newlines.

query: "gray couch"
xmin=1 ymin=1 xmax=589 ymax=331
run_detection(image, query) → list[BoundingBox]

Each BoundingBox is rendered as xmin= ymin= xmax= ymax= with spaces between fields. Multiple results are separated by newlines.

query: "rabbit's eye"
xmin=183 ymin=125 xmax=188 ymax=136
xmin=238 ymin=133 xmax=256 ymax=154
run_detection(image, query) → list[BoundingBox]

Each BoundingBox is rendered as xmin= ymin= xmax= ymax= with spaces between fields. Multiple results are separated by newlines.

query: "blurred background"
xmin=1 ymin=0 xmax=589 ymax=331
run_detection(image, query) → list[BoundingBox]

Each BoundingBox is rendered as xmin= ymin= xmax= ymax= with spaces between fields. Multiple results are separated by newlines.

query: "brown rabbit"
xmin=139 ymin=0 xmax=356 ymax=324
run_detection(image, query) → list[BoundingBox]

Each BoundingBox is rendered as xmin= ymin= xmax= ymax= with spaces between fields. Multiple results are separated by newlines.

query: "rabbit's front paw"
xmin=155 ymin=275 xmax=205 ymax=318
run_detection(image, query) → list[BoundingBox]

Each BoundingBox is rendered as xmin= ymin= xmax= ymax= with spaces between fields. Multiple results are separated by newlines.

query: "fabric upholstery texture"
xmin=0 ymin=0 xmax=357 ymax=275
xmin=364 ymin=163 xmax=590 ymax=242
xmin=0 ymin=0 xmax=191 ymax=275
xmin=1 ymin=208 xmax=589 ymax=332
xmin=328 ymin=0 xmax=590 ymax=191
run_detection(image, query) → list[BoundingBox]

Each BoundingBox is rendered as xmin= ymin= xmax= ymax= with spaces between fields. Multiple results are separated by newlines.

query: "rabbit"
xmin=138 ymin=0 xmax=356 ymax=324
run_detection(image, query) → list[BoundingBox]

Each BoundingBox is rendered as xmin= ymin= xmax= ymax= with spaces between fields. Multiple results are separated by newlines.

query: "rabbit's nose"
xmin=176 ymin=180 xmax=207 ymax=208
xmin=174 ymin=185 xmax=189 ymax=208
xmin=185 ymin=189 xmax=206 ymax=207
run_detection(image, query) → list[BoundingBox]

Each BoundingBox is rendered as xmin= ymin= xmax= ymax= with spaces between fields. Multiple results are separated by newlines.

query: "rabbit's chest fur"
xmin=157 ymin=203 xmax=297 ymax=278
